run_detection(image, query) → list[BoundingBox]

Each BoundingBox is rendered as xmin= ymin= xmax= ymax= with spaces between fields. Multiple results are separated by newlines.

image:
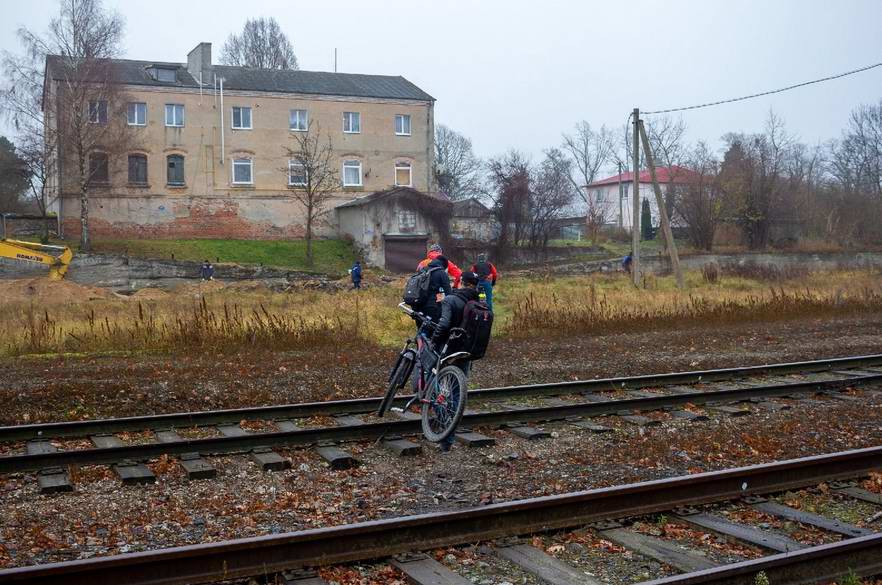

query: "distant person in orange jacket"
xmin=470 ymin=253 xmax=498 ymax=312
xmin=417 ymin=243 xmax=462 ymax=288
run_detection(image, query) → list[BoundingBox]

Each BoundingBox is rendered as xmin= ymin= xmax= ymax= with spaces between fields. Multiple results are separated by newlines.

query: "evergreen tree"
xmin=641 ymin=197 xmax=653 ymax=240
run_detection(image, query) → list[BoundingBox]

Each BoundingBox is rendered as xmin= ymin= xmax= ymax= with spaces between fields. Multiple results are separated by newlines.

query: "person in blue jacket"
xmin=349 ymin=260 xmax=363 ymax=289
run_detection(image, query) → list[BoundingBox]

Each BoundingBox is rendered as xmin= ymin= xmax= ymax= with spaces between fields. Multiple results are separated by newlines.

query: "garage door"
xmin=384 ymin=236 xmax=427 ymax=273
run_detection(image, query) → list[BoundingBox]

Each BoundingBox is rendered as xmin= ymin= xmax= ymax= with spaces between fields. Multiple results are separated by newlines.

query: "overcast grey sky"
xmin=3 ymin=0 xmax=881 ymax=173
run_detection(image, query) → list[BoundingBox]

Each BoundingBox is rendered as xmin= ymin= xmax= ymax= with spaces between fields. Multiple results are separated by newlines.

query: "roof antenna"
xmin=334 ymin=48 xmax=337 ymax=73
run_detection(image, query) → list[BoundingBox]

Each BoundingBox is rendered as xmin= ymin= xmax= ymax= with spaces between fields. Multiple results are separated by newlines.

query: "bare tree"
xmin=646 ymin=115 xmax=687 ymax=222
xmin=676 ymin=142 xmax=723 ymax=251
xmin=531 ymin=148 xmax=577 ymax=247
xmin=282 ymin=120 xmax=338 ymax=266
xmin=434 ymin=124 xmax=482 ymax=200
xmin=221 ymin=17 xmax=299 ymax=70
xmin=561 ymin=121 xmax=614 ymax=205
xmin=487 ymin=150 xmax=532 ymax=261
xmin=719 ymin=111 xmax=793 ymax=249
xmin=6 ymin=0 xmax=130 ymax=251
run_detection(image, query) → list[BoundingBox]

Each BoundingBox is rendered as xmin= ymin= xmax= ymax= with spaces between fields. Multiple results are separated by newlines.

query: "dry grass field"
xmin=1 ymin=267 xmax=880 ymax=358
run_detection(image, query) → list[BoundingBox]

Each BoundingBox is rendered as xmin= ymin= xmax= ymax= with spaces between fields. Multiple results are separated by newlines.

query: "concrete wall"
xmin=337 ymin=196 xmax=439 ymax=266
xmin=55 ymin=81 xmax=433 ymax=239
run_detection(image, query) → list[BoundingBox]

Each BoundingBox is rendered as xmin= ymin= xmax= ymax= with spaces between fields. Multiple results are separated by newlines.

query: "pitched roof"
xmin=586 ymin=165 xmax=700 ymax=188
xmin=335 ymin=187 xmax=451 ymax=209
xmin=45 ymin=55 xmax=434 ymax=101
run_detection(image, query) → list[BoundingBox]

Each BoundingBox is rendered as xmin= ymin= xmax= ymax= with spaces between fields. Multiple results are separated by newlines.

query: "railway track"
xmin=2 ymin=355 xmax=882 ymax=491
xmin=1 ymin=446 xmax=881 ymax=585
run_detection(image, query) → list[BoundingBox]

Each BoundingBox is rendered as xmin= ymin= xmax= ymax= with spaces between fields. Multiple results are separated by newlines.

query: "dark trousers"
xmin=352 ymin=279 xmax=361 ymax=289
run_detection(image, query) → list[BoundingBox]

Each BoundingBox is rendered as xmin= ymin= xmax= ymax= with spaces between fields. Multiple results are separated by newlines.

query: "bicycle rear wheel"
xmin=421 ymin=365 xmax=468 ymax=442
xmin=377 ymin=349 xmax=415 ymax=417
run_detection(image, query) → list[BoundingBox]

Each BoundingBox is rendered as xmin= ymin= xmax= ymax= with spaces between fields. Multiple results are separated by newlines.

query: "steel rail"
xmin=3 ymin=353 xmax=881 ymax=442
xmin=1 ymin=446 xmax=880 ymax=585
xmin=638 ymin=533 xmax=882 ymax=585
xmin=1 ymin=373 xmax=879 ymax=474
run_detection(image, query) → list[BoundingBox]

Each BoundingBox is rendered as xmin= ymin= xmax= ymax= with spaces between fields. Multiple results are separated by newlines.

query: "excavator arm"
xmin=0 ymin=239 xmax=74 ymax=280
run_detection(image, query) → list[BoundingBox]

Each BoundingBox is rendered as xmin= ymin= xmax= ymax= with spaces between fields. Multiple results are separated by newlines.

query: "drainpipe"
xmin=426 ymin=100 xmax=434 ymax=192
xmin=219 ymin=76 xmax=225 ymax=166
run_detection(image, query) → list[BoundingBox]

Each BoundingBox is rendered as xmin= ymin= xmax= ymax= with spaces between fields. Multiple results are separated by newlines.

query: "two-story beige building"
xmin=46 ymin=43 xmax=446 ymax=267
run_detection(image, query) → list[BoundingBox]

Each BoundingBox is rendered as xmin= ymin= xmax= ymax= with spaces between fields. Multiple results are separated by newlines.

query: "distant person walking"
xmin=349 ymin=260 xmax=363 ymax=290
xmin=470 ymin=253 xmax=498 ymax=312
xmin=622 ymin=252 xmax=633 ymax=275
xmin=200 ymin=260 xmax=215 ymax=281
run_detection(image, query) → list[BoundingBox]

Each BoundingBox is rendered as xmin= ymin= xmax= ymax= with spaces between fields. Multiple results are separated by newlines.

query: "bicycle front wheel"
xmin=378 ymin=349 xmax=415 ymax=417
xmin=421 ymin=365 xmax=468 ymax=442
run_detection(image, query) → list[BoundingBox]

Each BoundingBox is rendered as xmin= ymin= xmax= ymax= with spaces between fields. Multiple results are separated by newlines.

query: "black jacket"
xmin=432 ymin=287 xmax=479 ymax=348
xmin=418 ymin=258 xmax=452 ymax=321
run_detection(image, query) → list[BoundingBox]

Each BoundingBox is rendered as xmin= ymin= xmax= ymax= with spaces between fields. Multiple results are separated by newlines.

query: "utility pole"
xmin=639 ymin=119 xmax=685 ymax=289
xmin=631 ymin=108 xmax=641 ymax=287
xmin=617 ymin=161 xmax=623 ymax=228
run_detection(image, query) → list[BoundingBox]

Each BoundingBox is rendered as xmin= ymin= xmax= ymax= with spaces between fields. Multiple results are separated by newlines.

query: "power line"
xmin=644 ymin=61 xmax=882 ymax=115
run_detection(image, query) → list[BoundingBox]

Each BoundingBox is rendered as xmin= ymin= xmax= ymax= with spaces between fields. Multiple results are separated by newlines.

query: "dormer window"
xmin=148 ymin=66 xmax=178 ymax=83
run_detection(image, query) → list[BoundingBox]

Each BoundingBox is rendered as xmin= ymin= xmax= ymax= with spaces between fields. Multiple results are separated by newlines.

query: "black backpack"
xmin=403 ymin=266 xmax=441 ymax=308
xmin=457 ymin=299 xmax=493 ymax=360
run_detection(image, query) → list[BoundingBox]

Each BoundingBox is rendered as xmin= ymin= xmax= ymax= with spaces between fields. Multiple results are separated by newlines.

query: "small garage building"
xmin=335 ymin=187 xmax=452 ymax=272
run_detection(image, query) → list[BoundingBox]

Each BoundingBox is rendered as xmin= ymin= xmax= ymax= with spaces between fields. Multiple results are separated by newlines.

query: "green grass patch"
xmin=89 ymin=239 xmax=357 ymax=276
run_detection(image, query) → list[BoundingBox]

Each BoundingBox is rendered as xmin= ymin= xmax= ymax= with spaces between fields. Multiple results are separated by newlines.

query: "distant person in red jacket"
xmin=417 ymin=243 xmax=462 ymax=288
xmin=470 ymin=253 xmax=498 ymax=312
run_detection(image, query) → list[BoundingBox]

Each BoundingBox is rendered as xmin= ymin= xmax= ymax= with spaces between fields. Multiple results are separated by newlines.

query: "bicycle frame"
xmin=395 ymin=303 xmax=470 ymax=413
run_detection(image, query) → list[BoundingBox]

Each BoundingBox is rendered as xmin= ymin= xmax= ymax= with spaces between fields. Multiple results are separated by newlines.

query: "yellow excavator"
xmin=0 ymin=238 xmax=74 ymax=280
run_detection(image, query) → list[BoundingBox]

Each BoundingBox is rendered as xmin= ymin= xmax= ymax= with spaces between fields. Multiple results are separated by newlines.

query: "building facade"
xmin=585 ymin=166 xmax=698 ymax=231
xmin=46 ymin=43 xmax=436 ymax=243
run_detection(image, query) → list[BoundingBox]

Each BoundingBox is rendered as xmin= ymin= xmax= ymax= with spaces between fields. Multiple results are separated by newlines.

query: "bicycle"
xmin=377 ymin=302 xmax=470 ymax=442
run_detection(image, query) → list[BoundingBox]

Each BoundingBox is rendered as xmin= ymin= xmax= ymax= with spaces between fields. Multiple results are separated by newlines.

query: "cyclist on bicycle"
xmin=430 ymin=271 xmax=481 ymax=451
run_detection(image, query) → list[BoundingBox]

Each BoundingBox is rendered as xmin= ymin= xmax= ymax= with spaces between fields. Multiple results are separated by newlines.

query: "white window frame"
xmin=232 ymin=106 xmax=252 ymax=130
xmin=343 ymin=111 xmax=361 ymax=134
xmin=232 ymin=158 xmax=253 ymax=185
xmin=394 ymin=161 xmax=412 ymax=187
xmin=395 ymin=114 xmax=411 ymax=136
xmin=342 ymin=159 xmax=362 ymax=187
xmin=127 ymin=102 xmax=146 ymax=126
xmin=289 ymin=109 xmax=308 ymax=132
xmin=288 ymin=159 xmax=307 ymax=186
xmin=165 ymin=104 xmax=184 ymax=127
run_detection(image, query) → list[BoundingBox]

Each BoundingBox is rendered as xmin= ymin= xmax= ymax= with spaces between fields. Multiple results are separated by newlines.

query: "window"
xmin=395 ymin=114 xmax=411 ymax=136
xmin=289 ymin=109 xmax=308 ymax=131
xmin=399 ymin=210 xmax=417 ymax=231
xmin=128 ymin=154 xmax=148 ymax=184
xmin=394 ymin=161 xmax=412 ymax=187
xmin=342 ymin=160 xmax=362 ymax=186
xmin=165 ymin=104 xmax=184 ymax=127
xmin=232 ymin=158 xmax=253 ymax=184
xmin=88 ymin=152 xmax=109 ymax=184
xmin=167 ymin=155 xmax=185 ymax=185
xmin=343 ymin=111 xmax=360 ymax=133
xmin=232 ymin=106 xmax=252 ymax=130
xmin=288 ymin=159 xmax=307 ymax=186
xmin=622 ymin=183 xmax=630 ymax=198
xmin=127 ymin=102 xmax=146 ymax=126
xmin=89 ymin=100 xmax=107 ymax=124
xmin=149 ymin=67 xmax=178 ymax=83
xmin=595 ymin=189 xmax=603 ymax=203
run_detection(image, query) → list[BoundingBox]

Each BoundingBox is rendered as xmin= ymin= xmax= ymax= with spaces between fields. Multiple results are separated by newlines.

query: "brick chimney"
xmin=187 ymin=42 xmax=212 ymax=84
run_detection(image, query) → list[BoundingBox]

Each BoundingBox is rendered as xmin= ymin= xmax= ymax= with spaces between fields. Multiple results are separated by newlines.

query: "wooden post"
xmin=617 ymin=161 xmax=624 ymax=228
xmin=631 ymin=108 xmax=641 ymax=287
xmin=638 ymin=119 xmax=685 ymax=289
